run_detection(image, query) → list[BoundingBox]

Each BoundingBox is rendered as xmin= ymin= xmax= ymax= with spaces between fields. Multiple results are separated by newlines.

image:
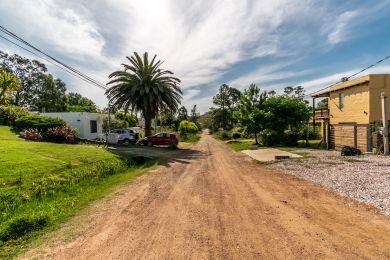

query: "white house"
xmin=41 ymin=112 xmax=108 ymax=140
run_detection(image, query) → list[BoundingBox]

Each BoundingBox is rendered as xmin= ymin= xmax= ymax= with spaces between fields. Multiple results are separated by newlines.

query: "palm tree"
xmin=0 ymin=70 xmax=21 ymax=104
xmin=106 ymin=52 xmax=182 ymax=136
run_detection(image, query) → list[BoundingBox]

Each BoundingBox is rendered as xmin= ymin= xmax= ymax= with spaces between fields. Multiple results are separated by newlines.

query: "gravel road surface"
xmin=23 ymin=134 xmax=390 ymax=259
xmin=270 ymin=150 xmax=390 ymax=215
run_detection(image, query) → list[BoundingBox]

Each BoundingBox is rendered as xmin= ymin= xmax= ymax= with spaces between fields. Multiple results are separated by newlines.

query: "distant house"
xmin=41 ymin=112 xmax=108 ymax=140
xmin=312 ymin=74 xmax=390 ymax=152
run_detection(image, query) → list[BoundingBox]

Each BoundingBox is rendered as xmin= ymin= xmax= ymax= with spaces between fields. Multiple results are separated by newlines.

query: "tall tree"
xmin=190 ymin=104 xmax=198 ymax=123
xmin=66 ymin=92 xmax=97 ymax=112
xmin=32 ymin=75 xmax=67 ymax=112
xmin=177 ymin=106 xmax=188 ymax=121
xmin=0 ymin=51 xmax=47 ymax=107
xmin=236 ymin=84 xmax=267 ymax=144
xmin=212 ymin=84 xmax=241 ymax=130
xmin=106 ymin=52 xmax=182 ymax=136
xmin=0 ymin=70 xmax=21 ymax=104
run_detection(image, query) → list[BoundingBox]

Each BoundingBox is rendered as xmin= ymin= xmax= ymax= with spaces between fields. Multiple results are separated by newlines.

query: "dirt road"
xmin=24 ymin=133 xmax=390 ymax=259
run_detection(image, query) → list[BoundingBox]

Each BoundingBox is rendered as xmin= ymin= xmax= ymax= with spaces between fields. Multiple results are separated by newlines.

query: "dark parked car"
xmin=139 ymin=132 xmax=178 ymax=146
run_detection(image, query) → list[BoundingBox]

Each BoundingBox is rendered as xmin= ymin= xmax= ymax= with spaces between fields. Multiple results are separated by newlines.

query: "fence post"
xmin=381 ymin=92 xmax=389 ymax=155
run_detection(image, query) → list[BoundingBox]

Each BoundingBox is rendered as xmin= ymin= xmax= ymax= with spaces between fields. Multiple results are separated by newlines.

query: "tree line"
xmin=200 ymin=84 xmax=311 ymax=145
xmin=0 ymin=51 xmax=98 ymax=112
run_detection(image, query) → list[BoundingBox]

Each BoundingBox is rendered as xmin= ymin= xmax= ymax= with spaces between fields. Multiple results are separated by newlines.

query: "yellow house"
xmin=312 ymin=74 xmax=390 ymax=152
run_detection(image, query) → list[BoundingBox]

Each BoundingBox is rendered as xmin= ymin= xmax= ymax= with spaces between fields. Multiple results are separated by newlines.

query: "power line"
xmin=309 ymin=54 xmax=390 ymax=96
xmin=0 ymin=34 xmax=107 ymax=90
xmin=0 ymin=25 xmax=107 ymax=90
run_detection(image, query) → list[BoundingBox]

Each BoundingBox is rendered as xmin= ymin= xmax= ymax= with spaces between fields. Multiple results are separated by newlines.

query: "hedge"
xmin=15 ymin=115 xmax=65 ymax=132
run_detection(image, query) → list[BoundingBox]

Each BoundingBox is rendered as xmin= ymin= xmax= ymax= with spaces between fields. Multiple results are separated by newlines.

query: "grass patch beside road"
xmin=0 ymin=126 xmax=159 ymax=258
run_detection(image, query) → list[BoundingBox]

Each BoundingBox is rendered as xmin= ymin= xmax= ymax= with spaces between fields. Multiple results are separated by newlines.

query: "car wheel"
xmin=123 ymin=139 xmax=130 ymax=146
xmin=147 ymin=141 xmax=153 ymax=147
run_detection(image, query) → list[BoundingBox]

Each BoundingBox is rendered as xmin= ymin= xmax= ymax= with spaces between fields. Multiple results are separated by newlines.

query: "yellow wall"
xmin=368 ymin=74 xmax=390 ymax=123
xmin=329 ymin=83 xmax=370 ymax=124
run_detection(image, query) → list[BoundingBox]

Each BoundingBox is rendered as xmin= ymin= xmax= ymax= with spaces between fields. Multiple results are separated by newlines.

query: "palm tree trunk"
xmin=144 ymin=115 xmax=152 ymax=137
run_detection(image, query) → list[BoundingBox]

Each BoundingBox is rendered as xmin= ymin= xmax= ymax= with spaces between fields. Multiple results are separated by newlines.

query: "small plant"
xmin=20 ymin=128 xmax=41 ymax=141
xmin=42 ymin=125 xmax=78 ymax=143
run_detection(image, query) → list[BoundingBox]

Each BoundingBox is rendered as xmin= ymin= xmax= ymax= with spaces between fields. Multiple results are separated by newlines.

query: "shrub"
xmin=214 ymin=130 xmax=231 ymax=140
xmin=20 ymin=129 xmax=42 ymax=141
xmin=259 ymin=129 xmax=281 ymax=146
xmin=178 ymin=120 xmax=198 ymax=136
xmin=232 ymin=132 xmax=242 ymax=139
xmin=0 ymin=105 xmax=29 ymax=125
xmin=15 ymin=115 xmax=65 ymax=132
xmin=0 ymin=215 xmax=49 ymax=242
xmin=282 ymin=130 xmax=299 ymax=146
xmin=298 ymin=128 xmax=320 ymax=140
xmin=42 ymin=125 xmax=78 ymax=143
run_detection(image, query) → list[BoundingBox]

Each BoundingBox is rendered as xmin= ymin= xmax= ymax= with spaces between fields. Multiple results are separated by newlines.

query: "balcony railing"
xmin=314 ymin=108 xmax=329 ymax=120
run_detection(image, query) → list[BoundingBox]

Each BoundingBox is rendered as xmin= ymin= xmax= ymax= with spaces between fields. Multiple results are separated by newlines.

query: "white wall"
xmin=41 ymin=112 xmax=107 ymax=140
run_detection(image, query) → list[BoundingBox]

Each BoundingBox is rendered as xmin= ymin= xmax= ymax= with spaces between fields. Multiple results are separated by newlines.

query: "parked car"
xmin=99 ymin=128 xmax=139 ymax=145
xmin=139 ymin=132 xmax=178 ymax=146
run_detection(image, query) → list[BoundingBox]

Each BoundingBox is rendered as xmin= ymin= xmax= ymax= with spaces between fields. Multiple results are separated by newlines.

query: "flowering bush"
xmin=20 ymin=129 xmax=41 ymax=141
xmin=42 ymin=125 xmax=78 ymax=143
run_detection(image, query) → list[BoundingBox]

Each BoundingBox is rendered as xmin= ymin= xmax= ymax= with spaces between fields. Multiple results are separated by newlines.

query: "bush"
xmin=298 ymin=128 xmax=320 ymax=140
xmin=20 ymin=129 xmax=42 ymax=141
xmin=282 ymin=130 xmax=299 ymax=146
xmin=178 ymin=120 xmax=198 ymax=136
xmin=15 ymin=115 xmax=65 ymax=132
xmin=0 ymin=105 xmax=29 ymax=125
xmin=42 ymin=125 xmax=78 ymax=143
xmin=214 ymin=130 xmax=231 ymax=140
xmin=259 ymin=129 xmax=281 ymax=146
xmin=0 ymin=215 xmax=49 ymax=242
xmin=232 ymin=132 xmax=242 ymax=139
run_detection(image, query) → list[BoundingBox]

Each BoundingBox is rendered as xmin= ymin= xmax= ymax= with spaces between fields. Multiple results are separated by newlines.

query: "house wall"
xmin=41 ymin=112 xmax=107 ymax=140
xmin=368 ymin=74 xmax=390 ymax=123
xmin=329 ymin=83 xmax=370 ymax=124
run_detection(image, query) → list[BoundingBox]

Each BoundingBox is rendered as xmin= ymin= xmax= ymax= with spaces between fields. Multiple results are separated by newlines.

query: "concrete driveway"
xmin=242 ymin=148 xmax=302 ymax=162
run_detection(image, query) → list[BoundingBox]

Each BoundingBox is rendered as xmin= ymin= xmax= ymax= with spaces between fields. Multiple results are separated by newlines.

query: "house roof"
xmin=311 ymin=75 xmax=371 ymax=98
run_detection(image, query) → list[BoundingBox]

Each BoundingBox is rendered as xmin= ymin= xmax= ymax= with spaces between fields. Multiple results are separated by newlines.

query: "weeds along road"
xmin=23 ymin=132 xmax=390 ymax=259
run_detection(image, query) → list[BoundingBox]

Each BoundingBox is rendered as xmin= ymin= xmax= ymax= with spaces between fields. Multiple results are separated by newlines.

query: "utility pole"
xmin=107 ymin=100 xmax=111 ymax=134
xmin=381 ymin=92 xmax=389 ymax=155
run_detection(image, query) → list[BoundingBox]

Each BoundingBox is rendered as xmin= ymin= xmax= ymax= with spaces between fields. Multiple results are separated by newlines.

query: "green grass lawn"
xmin=214 ymin=134 xmax=323 ymax=152
xmin=224 ymin=139 xmax=260 ymax=151
xmin=0 ymin=126 xmax=159 ymax=258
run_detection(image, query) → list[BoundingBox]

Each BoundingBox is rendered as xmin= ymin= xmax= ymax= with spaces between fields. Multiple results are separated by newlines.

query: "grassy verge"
xmin=0 ymin=126 xmax=160 ymax=258
xmin=179 ymin=133 xmax=201 ymax=143
xmin=212 ymin=133 xmax=322 ymax=152
xmin=224 ymin=139 xmax=260 ymax=151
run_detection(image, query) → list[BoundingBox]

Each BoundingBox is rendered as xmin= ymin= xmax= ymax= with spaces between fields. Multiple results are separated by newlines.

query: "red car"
xmin=139 ymin=132 xmax=179 ymax=146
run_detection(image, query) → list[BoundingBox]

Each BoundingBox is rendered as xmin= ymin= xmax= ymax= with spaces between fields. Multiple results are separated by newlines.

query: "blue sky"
xmin=1 ymin=0 xmax=390 ymax=113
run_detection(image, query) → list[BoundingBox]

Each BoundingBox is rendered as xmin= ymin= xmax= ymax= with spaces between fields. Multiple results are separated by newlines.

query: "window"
xmin=339 ymin=93 xmax=344 ymax=111
xmin=90 ymin=120 xmax=97 ymax=133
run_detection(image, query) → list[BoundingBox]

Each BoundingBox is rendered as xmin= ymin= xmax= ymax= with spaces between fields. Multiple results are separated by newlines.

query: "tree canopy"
xmin=106 ymin=52 xmax=182 ymax=136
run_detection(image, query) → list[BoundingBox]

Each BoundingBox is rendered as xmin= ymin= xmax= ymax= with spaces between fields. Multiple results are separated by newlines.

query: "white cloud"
xmin=228 ymin=62 xmax=311 ymax=90
xmin=0 ymin=0 xmax=389 ymax=113
xmin=326 ymin=10 xmax=359 ymax=45
xmin=1 ymin=0 xmax=105 ymax=58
